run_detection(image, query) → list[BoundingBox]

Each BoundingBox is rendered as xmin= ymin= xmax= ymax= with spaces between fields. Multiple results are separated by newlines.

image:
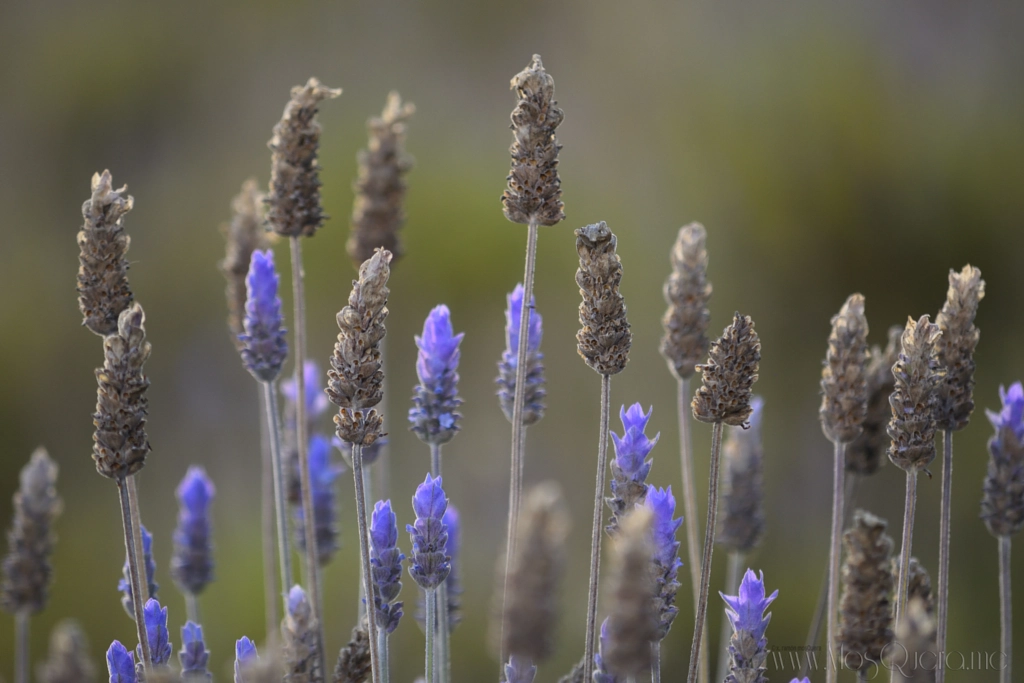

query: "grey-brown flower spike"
xmin=891 ymin=598 xmax=937 ymax=683
xmin=502 ymin=55 xmax=564 ymax=227
xmin=333 ymin=623 xmax=372 ymax=683
xmin=575 ymin=222 xmax=631 ymax=376
xmin=603 ymin=507 xmax=658 ymax=677
xmin=38 ymin=620 xmax=97 ymax=683
xmin=77 ymin=170 xmax=134 ymax=337
xmin=887 ymin=316 xmax=943 ymax=474
xmin=718 ymin=399 xmax=765 ymax=553
xmin=660 ymin=223 xmax=712 ymax=381
xmin=327 ymin=249 xmax=391 ymax=445
xmin=838 ymin=510 xmax=894 ymax=673
xmin=934 ymin=265 xmax=984 ymax=432
xmin=93 ymin=303 xmax=152 ymax=479
xmin=267 ymin=77 xmax=341 ymax=239
xmin=220 ymin=178 xmax=269 ymax=347
xmin=846 ymin=326 xmax=901 ymax=476
xmin=820 ymin=294 xmax=870 ymax=444
xmin=692 ymin=313 xmax=761 ymax=426
xmin=893 ymin=556 xmax=933 ymax=613
xmin=348 ymin=91 xmax=415 ymax=266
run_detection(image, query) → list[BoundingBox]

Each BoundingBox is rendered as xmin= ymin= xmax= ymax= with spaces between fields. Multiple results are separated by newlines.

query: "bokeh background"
xmin=1 ymin=1 xmax=1023 ymax=680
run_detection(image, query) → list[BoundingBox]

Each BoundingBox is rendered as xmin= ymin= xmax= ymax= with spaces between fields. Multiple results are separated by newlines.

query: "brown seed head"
xmin=660 ymin=223 xmax=712 ymax=381
xmin=348 ymin=91 xmax=415 ymax=266
xmin=892 ymin=555 xmax=933 ymax=615
xmin=934 ymin=265 xmax=984 ymax=432
xmin=718 ymin=399 xmax=765 ymax=553
xmin=267 ymin=77 xmax=341 ymax=239
xmin=92 ymin=304 xmax=152 ymax=479
xmin=220 ymin=178 xmax=270 ymax=347
xmin=692 ymin=313 xmax=761 ymax=426
xmin=890 ymin=598 xmax=937 ymax=683
xmin=77 ymin=170 xmax=135 ymax=336
xmin=575 ymin=221 xmax=631 ymax=376
xmin=981 ymin=420 xmax=1024 ymax=538
xmin=838 ymin=510 xmax=894 ymax=671
xmin=37 ymin=620 xmax=96 ymax=683
xmin=502 ymin=55 xmax=565 ymax=227
xmin=333 ymin=622 xmax=371 ymax=683
xmin=603 ymin=507 xmax=658 ymax=677
xmin=328 ymin=249 xmax=391 ymax=445
xmin=820 ymin=294 xmax=870 ymax=444
xmin=847 ymin=326 xmax=901 ymax=476
xmin=887 ymin=316 xmax=943 ymax=474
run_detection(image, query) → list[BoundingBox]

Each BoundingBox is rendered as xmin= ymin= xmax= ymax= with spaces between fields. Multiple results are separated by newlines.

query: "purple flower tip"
xmin=416 ymin=306 xmax=464 ymax=377
xmin=748 ymin=396 xmax=765 ymax=431
xmin=506 ymin=284 xmax=543 ymax=355
xmin=412 ymin=474 xmax=447 ymax=520
xmin=504 ymin=654 xmax=538 ymax=683
xmin=234 ymin=636 xmax=258 ymax=683
xmin=179 ymin=621 xmax=210 ymax=673
xmin=106 ymin=640 xmax=136 ymax=683
xmin=371 ymin=500 xmax=399 ymax=553
xmin=142 ymin=598 xmax=172 ymax=665
xmin=410 ymin=306 xmax=464 ymax=444
xmin=790 ymin=679 xmax=812 ymax=683
xmin=172 ymin=467 xmax=215 ymax=596
xmin=987 ymin=382 xmax=1024 ymax=441
xmin=407 ymin=474 xmax=450 ymax=589
xmin=240 ymin=249 xmax=288 ymax=382
xmin=611 ymin=403 xmax=660 ymax=480
xmin=178 ymin=466 xmax=215 ymax=514
xmin=282 ymin=360 xmax=330 ymax=420
xmin=645 ymin=485 xmax=683 ymax=568
xmin=287 ymin=585 xmax=309 ymax=616
xmin=721 ymin=569 xmax=778 ymax=644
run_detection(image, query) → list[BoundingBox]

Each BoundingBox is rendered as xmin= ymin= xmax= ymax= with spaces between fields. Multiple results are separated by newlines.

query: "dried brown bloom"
xmin=660 ymin=223 xmax=712 ymax=381
xmin=92 ymin=304 xmax=152 ymax=479
xmin=348 ymin=92 xmax=415 ymax=266
xmin=838 ymin=510 xmax=894 ymax=672
xmin=692 ymin=313 xmax=761 ymax=426
xmin=603 ymin=507 xmax=658 ymax=677
xmin=893 ymin=556 xmax=933 ymax=614
xmin=333 ymin=623 xmax=371 ymax=683
xmin=820 ymin=294 xmax=870 ymax=444
xmin=847 ymin=326 xmax=901 ymax=476
xmin=327 ymin=249 xmax=391 ymax=445
xmin=502 ymin=482 xmax=570 ymax=662
xmin=502 ymin=55 xmax=564 ymax=227
xmin=887 ymin=316 xmax=943 ymax=474
xmin=718 ymin=399 xmax=765 ymax=553
xmin=934 ymin=265 xmax=984 ymax=432
xmin=220 ymin=178 xmax=269 ymax=347
xmin=890 ymin=598 xmax=938 ymax=683
xmin=1 ymin=447 xmax=62 ymax=615
xmin=575 ymin=221 xmax=631 ymax=376
xmin=267 ymin=78 xmax=341 ymax=239
xmin=37 ymin=620 xmax=96 ymax=683
xmin=77 ymin=170 xmax=134 ymax=336
xmin=981 ymin=419 xmax=1024 ymax=538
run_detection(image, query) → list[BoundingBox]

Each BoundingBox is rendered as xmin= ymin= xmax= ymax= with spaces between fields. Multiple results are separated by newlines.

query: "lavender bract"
xmin=283 ymin=585 xmax=319 ymax=679
xmin=496 ymin=284 xmax=546 ymax=426
xmin=607 ymin=403 xmax=659 ymax=534
xmin=118 ymin=525 xmax=157 ymax=617
xmin=409 ymin=305 xmax=464 ymax=445
xmin=982 ymin=382 xmax=1024 ymax=537
xmin=294 ymin=435 xmax=342 ymax=564
xmin=593 ymin=619 xmax=621 ymax=683
xmin=106 ymin=641 xmax=136 ymax=683
xmin=721 ymin=569 xmax=777 ymax=683
xmin=503 ymin=655 xmax=537 ymax=683
xmin=645 ymin=485 xmax=683 ymax=639
xmin=139 ymin=598 xmax=172 ymax=666
xmin=407 ymin=474 xmax=450 ymax=590
xmin=234 ymin=637 xmax=258 ymax=683
xmin=443 ymin=505 xmax=462 ymax=629
xmin=370 ymin=499 xmax=405 ymax=633
xmin=171 ymin=467 xmax=215 ymax=596
xmin=179 ymin=621 xmax=211 ymax=680
xmin=239 ymin=250 xmax=288 ymax=382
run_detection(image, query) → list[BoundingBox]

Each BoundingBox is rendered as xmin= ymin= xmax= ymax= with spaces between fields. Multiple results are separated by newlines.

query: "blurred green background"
xmin=1 ymin=0 xmax=1023 ymax=680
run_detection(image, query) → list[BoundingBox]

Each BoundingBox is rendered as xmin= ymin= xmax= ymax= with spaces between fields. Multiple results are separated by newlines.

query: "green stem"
xmin=186 ymin=592 xmax=199 ymax=625
xmin=426 ymin=588 xmax=437 ymax=683
xmin=583 ymin=374 xmax=613 ymax=683
xmin=359 ymin=465 xmax=374 ymax=621
xmin=651 ymin=640 xmax=662 ymax=683
xmin=262 ymin=381 xmax=294 ymax=598
xmin=258 ymin=387 xmax=280 ymax=643
xmin=825 ymin=441 xmax=846 ymax=683
xmin=716 ymin=551 xmax=743 ymax=683
xmin=891 ymin=471 xmax=919 ymax=683
xmin=353 ymin=444 xmax=383 ymax=683
xmin=429 ymin=441 xmax=451 ymax=683
xmin=117 ymin=478 xmax=151 ymax=675
xmin=14 ymin=611 xmax=28 ymax=683
xmin=999 ymin=535 xmax=1012 ymax=683
xmin=379 ymin=627 xmax=391 ymax=683
xmin=936 ymin=429 xmax=953 ymax=683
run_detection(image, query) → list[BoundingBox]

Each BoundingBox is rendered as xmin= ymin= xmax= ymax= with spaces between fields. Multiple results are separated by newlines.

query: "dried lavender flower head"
xmin=1 ymin=446 xmax=62 ymax=615
xmin=693 ymin=312 xmax=761 ymax=426
xmin=294 ymin=435 xmax=343 ymax=565
xmin=820 ymin=294 xmax=870 ymax=444
xmin=409 ymin=305 xmax=465 ymax=445
xmin=660 ymin=223 xmax=712 ymax=381
xmin=93 ymin=303 xmax=152 ymax=479
xmin=606 ymin=403 xmax=659 ymax=534
xmin=370 ymin=499 xmax=405 ymax=633
xmin=603 ymin=507 xmax=658 ymax=677
xmin=718 ymin=397 xmax=765 ymax=553
xmin=106 ymin=641 xmax=136 ymax=683
xmin=645 ymin=485 xmax=683 ymax=640
xmin=575 ymin=221 xmax=631 ymax=376
xmin=171 ymin=466 xmax=215 ymax=596
xmin=721 ymin=569 xmax=778 ymax=683
xmin=267 ymin=77 xmax=341 ymax=239
xmin=892 ymin=555 xmax=933 ymax=616
xmin=502 ymin=54 xmax=564 ymax=227
xmin=38 ymin=620 xmax=97 ymax=683
xmin=140 ymin=598 xmax=172 ymax=666
xmin=406 ymin=474 xmax=450 ymax=590
xmin=118 ymin=524 xmax=158 ymax=618
xmin=328 ymin=248 xmax=392 ymax=446
xmin=887 ymin=316 xmax=943 ymax=474
xmin=847 ymin=326 xmax=901 ymax=476
xmin=934 ymin=265 xmax=984 ymax=432
xmin=221 ymin=178 xmax=270 ymax=347
xmin=333 ymin=624 xmax=372 ymax=683
xmin=349 ymin=91 xmax=415 ymax=265
xmin=78 ymin=170 xmax=134 ymax=336
xmin=180 ymin=621 xmax=212 ymax=681
xmin=982 ymin=382 xmax=1024 ymax=537
xmin=890 ymin=598 xmax=937 ymax=683
xmin=496 ymin=283 xmax=546 ymax=426
xmin=838 ymin=510 xmax=894 ymax=673
xmin=240 ymin=249 xmax=288 ymax=382
xmin=283 ymin=585 xmax=320 ymax=682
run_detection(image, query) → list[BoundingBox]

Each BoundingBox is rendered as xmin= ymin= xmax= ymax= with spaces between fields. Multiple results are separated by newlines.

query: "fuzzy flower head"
xmin=370 ymin=499 xmax=405 ymax=633
xmin=982 ymin=382 xmax=1024 ymax=537
xmin=645 ymin=486 xmax=683 ymax=571
xmin=607 ymin=404 xmax=659 ymax=533
xmin=171 ymin=466 xmax=215 ymax=596
xmin=140 ymin=598 xmax=172 ymax=666
xmin=234 ymin=637 xmax=258 ymax=683
xmin=407 ymin=474 xmax=450 ymax=589
xmin=409 ymin=305 xmax=464 ymax=444
xmin=106 ymin=641 xmax=136 ymax=683
xmin=497 ymin=284 xmax=547 ymax=426
xmin=722 ymin=569 xmax=778 ymax=646
xmin=294 ymin=435 xmax=343 ymax=564
xmin=282 ymin=360 xmax=331 ymax=422
xmin=118 ymin=525 xmax=157 ymax=617
xmin=239 ymin=250 xmax=288 ymax=382
xmin=179 ymin=621 xmax=211 ymax=678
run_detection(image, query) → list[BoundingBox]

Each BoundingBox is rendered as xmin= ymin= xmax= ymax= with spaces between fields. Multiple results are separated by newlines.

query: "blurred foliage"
xmin=1 ymin=0 xmax=1023 ymax=680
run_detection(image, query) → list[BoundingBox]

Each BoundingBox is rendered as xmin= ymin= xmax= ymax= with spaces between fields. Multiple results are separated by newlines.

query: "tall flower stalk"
xmin=838 ymin=511 xmax=894 ymax=682
xmin=645 ymin=487 xmax=683 ymax=683
xmin=370 ymin=500 xmax=404 ymax=683
xmin=574 ymin=221 xmax=631 ymax=682
xmin=606 ymin=404 xmax=658 ymax=535
xmin=720 ymin=569 xmax=777 ymax=683
xmin=407 ymin=475 xmax=451 ymax=683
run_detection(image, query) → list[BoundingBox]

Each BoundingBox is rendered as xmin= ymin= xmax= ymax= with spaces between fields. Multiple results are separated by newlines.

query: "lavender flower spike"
xmin=982 ymin=382 xmax=1024 ymax=538
xmin=721 ymin=569 xmax=777 ymax=683
xmin=118 ymin=524 xmax=157 ymax=618
xmin=443 ymin=505 xmax=462 ymax=629
xmin=171 ymin=467 xmax=215 ymax=596
xmin=496 ymin=284 xmax=546 ymax=426
xmin=283 ymin=585 xmax=320 ymax=680
xmin=295 ymin=435 xmax=343 ymax=565
xmin=593 ymin=619 xmax=622 ymax=683
xmin=409 ymin=305 xmax=465 ymax=445
xmin=234 ymin=637 xmax=258 ymax=683
xmin=282 ymin=360 xmax=331 ymax=423
xmin=106 ymin=641 xmax=136 ymax=683
xmin=503 ymin=655 xmax=537 ymax=683
xmin=239 ymin=249 xmax=288 ymax=382
xmin=607 ymin=403 xmax=660 ymax=534
xmin=645 ymin=486 xmax=683 ymax=640
xmin=179 ymin=622 xmax=211 ymax=681
xmin=370 ymin=499 xmax=405 ymax=633
xmin=407 ymin=474 xmax=450 ymax=590
xmin=139 ymin=598 xmax=172 ymax=666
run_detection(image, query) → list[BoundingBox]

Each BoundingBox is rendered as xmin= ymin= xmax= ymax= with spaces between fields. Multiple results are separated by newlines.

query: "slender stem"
xmin=426 ymin=588 xmax=437 ymax=683
xmin=14 ymin=611 xmax=28 ymax=683
xmin=263 ymin=381 xmax=294 ymax=598
xmin=125 ymin=475 xmax=148 ymax=601
xmin=825 ymin=441 xmax=846 ymax=683
xmin=582 ymin=374 xmax=613 ymax=683
xmin=117 ymin=478 xmax=151 ymax=674
xmin=353 ymin=444 xmax=383 ymax=683
xmin=186 ymin=593 xmax=200 ymax=625
xmin=936 ymin=429 xmax=953 ymax=683
xmin=428 ymin=441 xmax=451 ymax=683
xmin=258 ymin=387 xmax=280 ymax=643
xmin=289 ymin=236 xmax=325 ymax=674
xmin=686 ymin=421 xmax=724 ymax=683
xmin=379 ymin=627 xmax=391 ymax=683
xmin=998 ymin=536 xmax=1012 ymax=683
xmin=430 ymin=443 xmax=442 ymax=478
xmin=894 ymin=471 xmax=919 ymax=633
xmin=377 ymin=335 xmax=390 ymax=501
xmin=716 ymin=551 xmax=743 ymax=683
xmin=359 ymin=465 xmax=374 ymax=621
xmin=651 ymin=640 xmax=662 ymax=683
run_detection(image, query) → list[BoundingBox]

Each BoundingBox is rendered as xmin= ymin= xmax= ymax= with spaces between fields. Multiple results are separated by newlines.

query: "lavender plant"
xmin=283 ymin=586 xmax=320 ymax=683
xmin=370 ymin=499 xmax=405 ymax=682
xmin=139 ymin=598 xmax=172 ymax=667
xmin=293 ymin=435 xmax=342 ymax=566
xmin=645 ymin=486 xmax=683 ymax=680
xmin=235 ymin=637 xmax=259 ymax=683
xmin=720 ymin=569 xmax=778 ymax=683
xmin=496 ymin=284 xmax=546 ymax=428
xmin=606 ymin=404 xmax=659 ymax=535
xmin=38 ymin=620 xmax=97 ymax=683
xmin=179 ymin=622 xmax=212 ymax=682
xmin=106 ymin=641 xmax=136 ymax=683
xmin=407 ymin=474 xmax=451 ymax=683
xmin=118 ymin=525 xmax=157 ymax=620
xmin=171 ymin=467 xmax=215 ymax=624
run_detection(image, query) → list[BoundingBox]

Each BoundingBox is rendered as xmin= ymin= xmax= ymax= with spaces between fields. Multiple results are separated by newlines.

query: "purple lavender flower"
xmin=294 ymin=435 xmax=342 ymax=564
xmin=986 ymin=382 xmax=1024 ymax=440
xmin=443 ymin=505 xmax=462 ymax=629
xmin=179 ymin=621 xmax=211 ymax=680
xmin=407 ymin=474 xmax=451 ymax=589
xmin=607 ymin=403 xmax=660 ymax=533
xmin=370 ymin=499 xmax=405 ymax=633
xmin=982 ymin=382 xmax=1024 ymax=537
xmin=496 ymin=284 xmax=546 ymax=425
xmin=234 ymin=637 xmax=258 ymax=683
xmin=333 ymin=434 xmax=387 ymax=467
xmin=282 ymin=360 xmax=331 ymax=423
xmin=503 ymin=654 xmax=537 ymax=683
xmin=239 ymin=249 xmax=288 ymax=382
xmin=106 ymin=641 xmax=136 ymax=683
xmin=645 ymin=486 xmax=683 ymax=639
xmin=171 ymin=467 xmax=215 ymax=596
xmin=409 ymin=305 xmax=464 ymax=445
xmin=721 ymin=569 xmax=778 ymax=683
xmin=119 ymin=524 xmax=157 ymax=618
xmin=789 ymin=679 xmax=811 ymax=683
xmin=593 ymin=619 xmax=622 ymax=683
xmin=138 ymin=598 xmax=172 ymax=666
